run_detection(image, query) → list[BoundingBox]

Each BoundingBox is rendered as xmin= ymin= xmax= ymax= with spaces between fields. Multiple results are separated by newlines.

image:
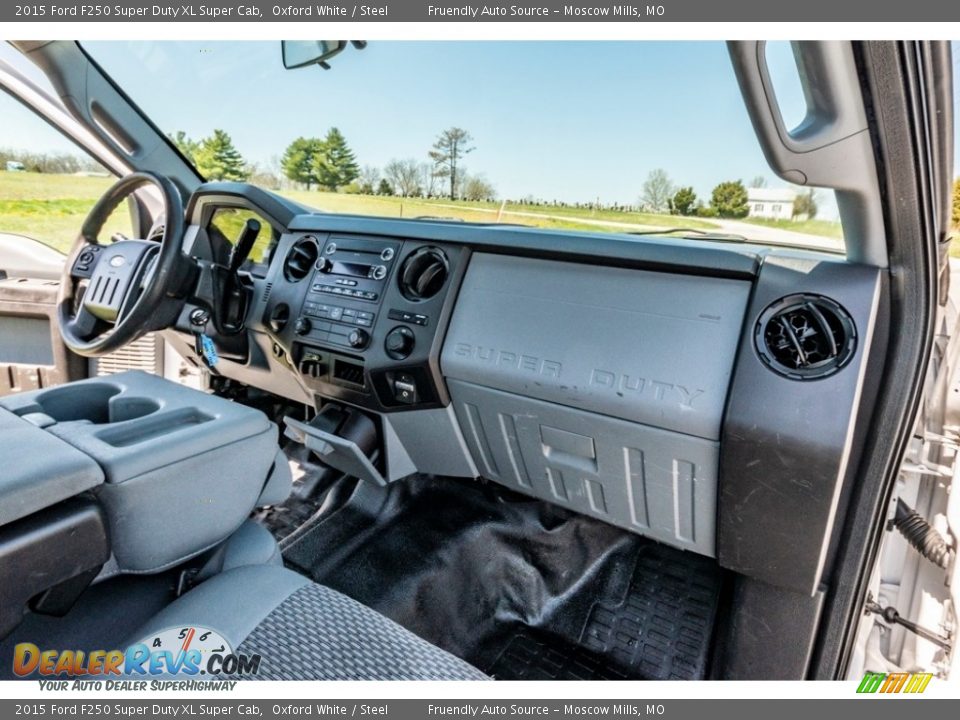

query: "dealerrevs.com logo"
xmin=856 ymin=672 xmax=933 ymax=694
xmin=13 ymin=626 xmax=261 ymax=683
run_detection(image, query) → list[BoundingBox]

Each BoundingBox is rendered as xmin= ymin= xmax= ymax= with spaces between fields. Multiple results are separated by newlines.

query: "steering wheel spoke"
xmin=68 ymin=306 xmax=107 ymax=342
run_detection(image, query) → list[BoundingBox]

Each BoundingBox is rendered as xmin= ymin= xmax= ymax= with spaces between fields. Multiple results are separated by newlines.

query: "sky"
xmin=5 ymin=40 xmax=960 ymax=216
xmin=82 ymin=40 xmax=813 ymax=208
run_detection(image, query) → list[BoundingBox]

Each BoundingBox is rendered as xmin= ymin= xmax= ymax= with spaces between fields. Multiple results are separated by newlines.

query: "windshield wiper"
xmin=628 ymin=227 xmax=751 ymax=243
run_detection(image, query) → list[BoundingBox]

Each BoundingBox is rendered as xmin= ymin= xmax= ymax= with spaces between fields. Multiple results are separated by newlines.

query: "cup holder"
xmin=33 ymin=383 xmax=160 ymax=425
xmin=109 ymin=397 xmax=162 ymax=423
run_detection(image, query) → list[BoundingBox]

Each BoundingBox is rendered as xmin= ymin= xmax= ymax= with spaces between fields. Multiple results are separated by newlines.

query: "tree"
xmin=169 ymin=131 xmax=199 ymax=164
xmin=671 ymin=187 xmax=698 ymax=216
xmin=419 ymin=162 xmax=438 ymax=198
xmin=193 ymin=129 xmax=248 ymax=181
xmin=377 ymin=179 xmax=394 ymax=196
xmin=429 ymin=127 xmax=475 ymax=200
xmin=710 ymin=180 xmax=750 ymax=218
xmin=951 ymin=178 xmax=960 ymax=229
xmin=793 ymin=189 xmax=818 ymax=219
xmin=640 ymin=169 xmax=674 ymax=213
xmin=358 ymin=166 xmax=380 ymax=195
xmin=384 ymin=159 xmax=422 ymax=197
xmin=247 ymin=163 xmax=281 ymax=190
xmin=749 ymin=175 xmax=768 ymax=189
xmin=313 ymin=128 xmax=359 ymax=192
xmin=462 ymin=174 xmax=496 ymax=202
xmin=281 ymin=137 xmax=323 ymax=189
xmin=0 ymin=148 xmax=102 ymax=174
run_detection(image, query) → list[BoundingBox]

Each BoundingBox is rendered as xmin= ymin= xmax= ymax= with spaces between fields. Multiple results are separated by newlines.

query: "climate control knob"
xmin=294 ymin=317 xmax=312 ymax=336
xmin=348 ymin=328 xmax=370 ymax=349
xmin=316 ymin=257 xmax=332 ymax=273
xmin=384 ymin=326 xmax=416 ymax=360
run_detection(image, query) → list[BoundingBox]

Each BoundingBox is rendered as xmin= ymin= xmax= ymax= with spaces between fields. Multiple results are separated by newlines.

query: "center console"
xmin=0 ymin=371 xmax=284 ymax=635
xmin=262 ymin=232 xmax=468 ymax=414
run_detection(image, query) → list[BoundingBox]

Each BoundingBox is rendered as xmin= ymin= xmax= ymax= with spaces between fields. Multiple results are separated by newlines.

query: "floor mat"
xmin=282 ymin=474 xmax=724 ymax=680
xmin=487 ymin=544 xmax=721 ymax=680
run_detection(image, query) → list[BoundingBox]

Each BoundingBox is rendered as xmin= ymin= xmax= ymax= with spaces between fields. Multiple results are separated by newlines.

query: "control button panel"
xmin=304 ymin=301 xmax=376 ymax=328
xmin=387 ymin=308 xmax=429 ymax=326
xmin=295 ymin=318 xmax=372 ymax=351
xmin=72 ymin=244 xmax=103 ymax=278
xmin=313 ymin=283 xmax=379 ymax=302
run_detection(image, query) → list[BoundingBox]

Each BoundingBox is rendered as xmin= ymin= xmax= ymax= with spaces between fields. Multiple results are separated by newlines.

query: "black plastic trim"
xmin=809 ymin=41 xmax=943 ymax=680
xmin=0 ymin=497 xmax=110 ymax=638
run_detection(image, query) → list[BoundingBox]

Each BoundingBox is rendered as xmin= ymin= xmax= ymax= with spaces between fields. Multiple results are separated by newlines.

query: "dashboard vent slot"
xmin=755 ymin=294 xmax=856 ymax=380
xmin=261 ymin=282 xmax=273 ymax=303
xmin=398 ymin=247 xmax=449 ymax=301
xmin=333 ymin=359 xmax=365 ymax=387
xmin=283 ymin=237 xmax=319 ymax=282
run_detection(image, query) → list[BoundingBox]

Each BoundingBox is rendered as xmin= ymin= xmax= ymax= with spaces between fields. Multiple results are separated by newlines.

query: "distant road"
xmin=428 ymin=202 xmax=845 ymax=252
xmin=709 ymin=218 xmax=844 ymax=252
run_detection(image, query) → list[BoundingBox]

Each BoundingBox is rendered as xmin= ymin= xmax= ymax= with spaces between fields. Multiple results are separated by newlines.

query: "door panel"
xmin=0 ymin=272 xmax=84 ymax=395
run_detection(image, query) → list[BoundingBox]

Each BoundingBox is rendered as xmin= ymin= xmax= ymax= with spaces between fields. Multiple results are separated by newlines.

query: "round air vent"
xmin=283 ymin=236 xmax=319 ymax=282
xmin=754 ymin=294 xmax=856 ymax=380
xmin=398 ymin=247 xmax=449 ymax=301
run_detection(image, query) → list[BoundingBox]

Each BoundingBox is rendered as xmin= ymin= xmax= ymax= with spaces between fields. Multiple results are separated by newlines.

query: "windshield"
xmin=83 ymin=40 xmax=844 ymax=252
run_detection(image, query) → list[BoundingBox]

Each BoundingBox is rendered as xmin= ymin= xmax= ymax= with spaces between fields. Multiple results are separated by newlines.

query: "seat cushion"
xmin=129 ymin=564 xmax=488 ymax=681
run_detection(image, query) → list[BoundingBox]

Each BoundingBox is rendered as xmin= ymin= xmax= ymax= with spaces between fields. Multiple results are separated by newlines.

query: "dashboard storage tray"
xmin=284 ymin=415 xmax=386 ymax=487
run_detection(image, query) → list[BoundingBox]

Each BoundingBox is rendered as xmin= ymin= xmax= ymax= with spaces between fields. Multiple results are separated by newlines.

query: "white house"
xmin=747 ymin=187 xmax=797 ymax=220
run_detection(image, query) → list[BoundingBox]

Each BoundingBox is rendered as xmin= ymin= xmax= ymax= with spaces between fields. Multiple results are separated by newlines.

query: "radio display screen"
xmin=331 ymin=261 xmax=372 ymax=278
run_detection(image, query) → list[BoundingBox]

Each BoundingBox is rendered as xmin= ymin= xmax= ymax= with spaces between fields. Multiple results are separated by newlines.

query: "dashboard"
xmin=261 ymin=231 xmax=467 ymax=412
xmin=165 ymin=182 xmax=889 ymax=598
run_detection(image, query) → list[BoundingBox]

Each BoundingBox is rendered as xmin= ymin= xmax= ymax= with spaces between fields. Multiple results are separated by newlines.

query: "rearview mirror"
xmin=281 ymin=41 xmax=349 ymax=70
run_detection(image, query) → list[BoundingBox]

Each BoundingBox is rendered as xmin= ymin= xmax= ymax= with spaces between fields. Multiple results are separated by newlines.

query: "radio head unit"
xmin=292 ymin=235 xmax=401 ymax=353
xmin=311 ymin=236 xmax=399 ymax=302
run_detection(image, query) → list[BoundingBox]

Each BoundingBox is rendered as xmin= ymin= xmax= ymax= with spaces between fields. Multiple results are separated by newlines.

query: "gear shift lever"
xmin=228 ymin=218 xmax=261 ymax=274
xmin=218 ymin=218 xmax=261 ymax=334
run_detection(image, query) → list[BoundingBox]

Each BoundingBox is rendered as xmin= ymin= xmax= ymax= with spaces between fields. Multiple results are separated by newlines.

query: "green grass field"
xmin=0 ymin=172 xmax=133 ymax=253
xmin=739 ymin=216 xmax=845 ymax=240
xmin=276 ymin=190 xmax=721 ymax=234
xmin=0 ymin=171 xmax=865 ymax=256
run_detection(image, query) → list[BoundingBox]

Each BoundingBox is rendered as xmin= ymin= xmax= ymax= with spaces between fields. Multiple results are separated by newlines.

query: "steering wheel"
xmin=58 ymin=172 xmax=190 ymax=357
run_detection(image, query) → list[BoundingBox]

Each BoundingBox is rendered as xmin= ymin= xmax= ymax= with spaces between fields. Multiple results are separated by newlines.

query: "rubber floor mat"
xmin=487 ymin=544 xmax=722 ymax=680
xmin=282 ymin=474 xmax=724 ymax=680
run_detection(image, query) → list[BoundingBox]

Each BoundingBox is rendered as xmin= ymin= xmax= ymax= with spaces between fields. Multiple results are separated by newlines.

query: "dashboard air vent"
xmin=398 ymin=247 xmax=449 ymax=301
xmin=283 ymin=236 xmax=319 ymax=282
xmin=755 ymin=294 xmax=856 ymax=380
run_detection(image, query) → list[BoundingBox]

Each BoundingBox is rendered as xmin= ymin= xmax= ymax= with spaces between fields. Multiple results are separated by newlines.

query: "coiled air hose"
xmin=893 ymin=499 xmax=955 ymax=569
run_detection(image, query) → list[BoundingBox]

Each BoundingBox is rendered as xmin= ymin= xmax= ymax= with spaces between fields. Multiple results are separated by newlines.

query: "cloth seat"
xmin=129 ymin=563 xmax=489 ymax=681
